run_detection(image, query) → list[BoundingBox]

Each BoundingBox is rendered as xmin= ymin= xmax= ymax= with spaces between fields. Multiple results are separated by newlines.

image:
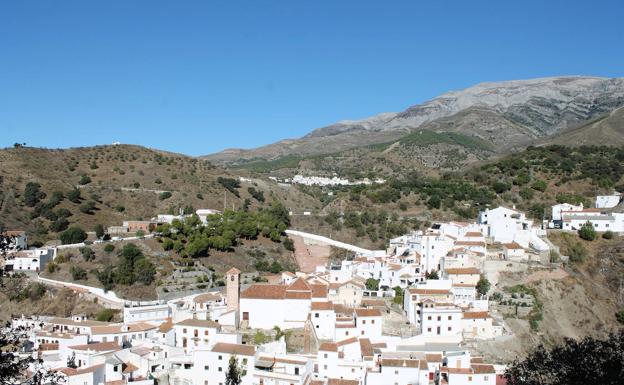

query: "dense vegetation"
xmin=505 ymin=330 xmax=624 ymax=385
xmin=327 ymin=146 xmax=624 ymax=221
xmin=156 ymin=202 xmax=291 ymax=259
xmin=95 ymin=243 xmax=156 ymax=291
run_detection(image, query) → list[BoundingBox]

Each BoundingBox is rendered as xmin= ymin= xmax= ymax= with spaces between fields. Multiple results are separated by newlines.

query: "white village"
xmin=3 ymin=192 xmax=622 ymax=385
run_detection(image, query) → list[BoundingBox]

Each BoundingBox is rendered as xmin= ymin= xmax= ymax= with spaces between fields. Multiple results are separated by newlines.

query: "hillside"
xmin=542 ymin=105 xmax=624 ymax=147
xmin=206 ymin=76 xmax=624 ymax=166
xmin=0 ymin=145 xmax=319 ymax=245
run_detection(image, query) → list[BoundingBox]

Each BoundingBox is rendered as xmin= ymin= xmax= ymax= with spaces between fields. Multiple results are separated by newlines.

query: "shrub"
xmin=159 ymin=191 xmax=172 ymax=200
xmin=80 ymin=247 xmax=95 ymax=262
xmin=50 ymin=217 xmax=70 ymax=232
xmin=24 ymin=182 xmax=46 ymax=207
xmin=60 ymin=226 xmax=87 ymax=244
xmin=79 ymin=201 xmax=96 ymax=214
xmin=578 ymin=221 xmax=597 ymax=241
xmin=103 ymin=244 xmax=115 ymax=253
xmin=283 ymin=238 xmax=294 ymax=251
xmin=47 ymin=262 xmax=58 ymax=274
xmin=67 ymin=188 xmax=81 ymax=203
xmin=602 ymin=230 xmax=614 ymax=239
xmin=531 ymin=179 xmax=547 ymax=192
xmin=94 ymin=224 xmax=105 ymax=239
xmin=365 ymin=278 xmax=379 ymax=291
xmin=70 ymin=265 xmax=87 ymax=280
xmin=95 ymin=309 xmax=115 ymax=322
xmin=79 ymin=174 xmax=92 ymax=185
xmin=476 ymin=275 xmax=491 ymax=296
xmin=567 ymin=242 xmax=589 ymax=263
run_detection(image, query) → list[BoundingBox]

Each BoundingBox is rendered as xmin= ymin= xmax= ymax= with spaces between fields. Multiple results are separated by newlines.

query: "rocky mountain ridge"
xmin=206 ymin=76 xmax=624 ymax=165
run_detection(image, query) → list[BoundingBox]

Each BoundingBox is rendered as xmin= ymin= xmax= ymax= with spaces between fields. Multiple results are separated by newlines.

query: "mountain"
xmin=206 ymin=76 xmax=624 ymax=165
xmin=541 ymin=105 xmax=624 ymax=147
xmin=0 ymin=145 xmax=319 ymax=244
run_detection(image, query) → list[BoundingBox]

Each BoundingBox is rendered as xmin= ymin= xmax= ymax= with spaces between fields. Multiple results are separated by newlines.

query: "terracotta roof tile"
xmin=444 ymin=267 xmax=480 ymax=275
xmin=354 ymin=308 xmax=381 ymax=317
xmin=211 ymin=342 xmax=255 ymax=356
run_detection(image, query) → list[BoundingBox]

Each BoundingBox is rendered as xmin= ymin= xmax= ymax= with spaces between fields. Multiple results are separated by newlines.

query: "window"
xmin=437 ymin=316 xmax=441 ymax=321
xmin=371 ymin=320 xmax=375 ymax=324
xmin=218 ymin=355 xmax=222 ymax=360
xmin=395 ymin=370 xmax=399 ymax=374
xmin=427 ymin=328 xmax=431 ymax=332
xmin=218 ymin=367 xmax=222 ymax=372
xmin=183 ymin=328 xmax=187 ymax=334
xmin=361 ymin=331 xmax=365 ymax=335
xmin=484 ymin=376 xmax=489 ymax=381
xmin=315 ymin=313 xmax=319 ymax=318
xmin=204 ymin=330 xmax=209 ymax=336
xmin=427 ymin=316 xmax=432 ymax=320
xmin=295 ymin=367 xmax=299 ymax=375
xmin=324 ymin=354 xmax=328 ymax=358
xmin=362 ymin=320 xmax=366 ymax=324
xmin=448 ymin=327 xmax=452 ymax=331
xmin=113 ymin=365 xmax=118 ymax=372
xmin=448 ymin=316 xmax=452 ymax=320
xmin=204 ymin=365 xmax=209 ymax=370
xmin=468 ymin=376 xmax=472 ymax=381
xmin=345 ymin=331 xmax=349 ymax=336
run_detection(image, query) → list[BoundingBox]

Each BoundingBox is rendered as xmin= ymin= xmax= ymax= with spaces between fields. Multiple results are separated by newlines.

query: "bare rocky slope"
xmin=206 ymin=76 xmax=624 ymax=165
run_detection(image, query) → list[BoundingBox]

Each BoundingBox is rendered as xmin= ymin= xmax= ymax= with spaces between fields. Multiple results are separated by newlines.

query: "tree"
xmin=24 ymin=182 xmax=46 ymax=207
xmin=79 ymin=174 xmax=92 ymax=185
xmin=365 ymin=278 xmax=379 ymax=291
xmin=159 ymin=191 xmax=172 ymax=200
xmin=578 ymin=221 xmax=597 ymax=241
xmin=425 ymin=270 xmax=439 ymax=279
xmin=95 ymin=309 xmax=115 ymax=322
xmin=70 ymin=265 xmax=87 ymax=280
xmin=67 ymin=188 xmax=81 ymax=203
xmin=505 ymin=330 xmax=624 ymax=385
xmin=225 ymin=355 xmax=243 ymax=385
xmin=60 ymin=226 xmax=87 ymax=244
xmin=476 ymin=275 xmax=491 ymax=296
xmin=94 ymin=224 xmax=105 ymax=239
xmin=103 ymin=244 xmax=115 ymax=253
xmin=79 ymin=247 xmax=95 ymax=262
xmin=283 ymin=238 xmax=295 ymax=251
xmin=134 ymin=258 xmax=156 ymax=285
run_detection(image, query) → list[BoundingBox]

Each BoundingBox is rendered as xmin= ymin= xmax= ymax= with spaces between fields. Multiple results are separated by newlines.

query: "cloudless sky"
xmin=1 ymin=0 xmax=623 ymax=156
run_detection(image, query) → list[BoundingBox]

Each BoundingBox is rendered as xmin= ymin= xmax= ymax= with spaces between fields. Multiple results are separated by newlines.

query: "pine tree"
xmin=225 ymin=355 xmax=242 ymax=385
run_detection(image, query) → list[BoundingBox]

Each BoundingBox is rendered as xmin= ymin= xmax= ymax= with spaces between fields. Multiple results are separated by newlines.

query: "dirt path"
xmin=290 ymin=235 xmax=330 ymax=273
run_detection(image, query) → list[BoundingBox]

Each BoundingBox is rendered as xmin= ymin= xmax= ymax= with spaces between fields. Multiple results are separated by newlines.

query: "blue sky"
xmin=1 ymin=1 xmax=623 ymax=156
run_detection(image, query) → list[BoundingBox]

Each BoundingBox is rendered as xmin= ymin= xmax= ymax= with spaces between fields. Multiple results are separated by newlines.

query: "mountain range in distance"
xmin=205 ymin=76 xmax=624 ymax=167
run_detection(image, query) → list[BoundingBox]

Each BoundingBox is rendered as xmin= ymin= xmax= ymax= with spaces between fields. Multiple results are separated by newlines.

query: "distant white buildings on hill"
xmin=270 ymin=174 xmax=386 ymax=187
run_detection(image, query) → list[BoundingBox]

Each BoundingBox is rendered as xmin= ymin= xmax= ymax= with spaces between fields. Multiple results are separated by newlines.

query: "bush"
xmin=79 ymin=174 xmax=92 ymax=185
xmin=70 ymin=265 xmax=88 ymax=280
xmin=578 ymin=221 xmax=597 ymax=241
xmin=79 ymin=201 xmax=96 ymax=214
xmin=531 ymin=179 xmax=547 ymax=192
xmin=616 ymin=309 xmax=624 ymax=325
xmin=365 ymin=278 xmax=379 ymax=291
xmin=60 ymin=226 xmax=87 ymax=244
xmin=24 ymin=182 xmax=46 ymax=207
xmin=159 ymin=191 xmax=172 ymax=200
xmin=283 ymin=238 xmax=294 ymax=251
xmin=50 ymin=217 xmax=70 ymax=232
xmin=94 ymin=224 xmax=105 ymax=239
xmin=67 ymin=188 xmax=81 ymax=203
xmin=602 ymin=230 xmax=614 ymax=240
xmin=95 ymin=309 xmax=115 ymax=322
xmin=567 ymin=242 xmax=589 ymax=263
xmin=476 ymin=275 xmax=491 ymax=296
xmin=47 ymin=262 xmax=58 ymax=274
xmin=217 ymin=177 xmax=241 ymax=197
xmin=103 ymin=244 xmax=115 ymax=253
xmin=80 ymin=247 xmax=95 ymax=262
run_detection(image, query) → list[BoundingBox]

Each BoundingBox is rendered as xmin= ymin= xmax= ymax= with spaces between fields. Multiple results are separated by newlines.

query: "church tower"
xmin=226 ymin=267 xmax=241 ymax=312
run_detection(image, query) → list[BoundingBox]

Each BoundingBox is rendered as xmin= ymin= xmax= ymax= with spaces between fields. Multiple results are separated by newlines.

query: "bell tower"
xmin=226 ymin=267 xmax=241 ymax=312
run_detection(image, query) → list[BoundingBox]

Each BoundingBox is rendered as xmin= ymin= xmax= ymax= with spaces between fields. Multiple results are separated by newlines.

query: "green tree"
xmin=70 ymin=265 xmax=87 ymax=280
xmin=96 ymin=309 xmax=115 ymax=322
xmin=79 ymin=247 xmax=95 ymax=262
xmin=103 ymin=244 xmax=115 ymax=253
xmin=79 ymin=174 xmax=92 ymax=185
xmin=578 ymin=221 xmax=597 ymax=241
xmin=531 ymin=179 xmax=547 ymax=192
xmin=283 ymin=238 xmax=295 ymax=251
xmin=67 ymin=188 xmax=81 ymax=203
xmin=476 ymin=275 xmax=491 ymax=296
xmin=425 ymin=270 xmax=439 ymax=279
xmin=567 ymin=241 xmax=589 ymax=263
xmin=60 ymin=226 xmax=87 ymax=244
xmin=365 ymin=278 xmax=379 ymax=291
xmin=24 ymin=182 xmax=46 ymax=207
xmin=134 ymin=258 xmax=156 ymax=285
xmin=94 ymin=224 xmax=105 ymax=239
xmin=225 ymin=355 xmax=243 ymax=385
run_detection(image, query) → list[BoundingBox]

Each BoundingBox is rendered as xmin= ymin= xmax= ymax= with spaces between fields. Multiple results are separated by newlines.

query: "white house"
xmin=596 ymin=194 xmax=621 ymax=209
xmin=123 ymin=303 xmax=171 ymax=323
xmin=5 ymin=248 xmax=55 ymax=272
